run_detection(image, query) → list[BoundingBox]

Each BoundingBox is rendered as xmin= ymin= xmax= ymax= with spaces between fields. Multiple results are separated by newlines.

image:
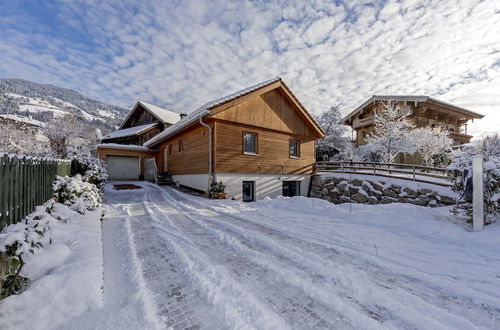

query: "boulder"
xmin=402 ymin=187 xmax=419 ymax=198
xmin=337 ymin=183 xmax=348 ymax=192
xmin=351 ymin=193 xmax=369 ymax=203
xmin=351 ymin=179 xmax=363 ymax=186
xmin=397 ymin=196 xmax=409 ymax=203
xmin=380 ymin=197 xmax=396 ymax=204
xmin=348 ymin=186 xmax=358 ymax=195
xmin=438 ymin=195 xmax=456 ymax=205
xmin=361 ymin=183 xmax=371 ymax=192
xmin=418 ymin=188 xmax=433 ymax=195
xmin=371 ymin=182 xmax=384 ymax=191
xmin=321 ymin=187 xmax=328 ymax=196
xmin=389 ymin=184 xmax=401 ymax=194
xmin=339 ymin=196 xmax=351 ymax=203
xmin=415 ymin=195 xmax=430 ymax=206
xmin=368 ymin=196 xmax=379 ymax=205
xmin=383 ymin=188 xmax=398 ymax=199
xmin=370 ymin=189 xmax=383 ymax=199
xmin=428 ymin=200 xmax=438 ymax=207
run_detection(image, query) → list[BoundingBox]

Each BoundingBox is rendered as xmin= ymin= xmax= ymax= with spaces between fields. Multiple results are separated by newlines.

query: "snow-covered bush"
xmin=411 ymin=127 xmax=453 ymax=167
xmin=0 ymin=203 xmax=57 ymax=296
xmin=53 ymin=175 xmax=102 ymax=214
xmin=314 ymin=105 xmax=349 ymax=160
xmin=67 ymin=148 xmax=108 ymax=190
xmin=448 ymin=134 xmax=500 ymax=224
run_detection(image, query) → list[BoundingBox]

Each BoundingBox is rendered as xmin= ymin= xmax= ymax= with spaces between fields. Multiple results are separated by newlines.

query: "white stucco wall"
xmin=172 ymin=174 xmax=210 ymax=192
xmin=215 ymin=173 xmax=311 ymax=201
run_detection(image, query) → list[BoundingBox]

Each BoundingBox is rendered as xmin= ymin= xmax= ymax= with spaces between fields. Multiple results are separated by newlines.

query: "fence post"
xmin=412 ymin=165 xmax=416 ymax=181
xmin=472 ymin=156 xmax=484 ymax=232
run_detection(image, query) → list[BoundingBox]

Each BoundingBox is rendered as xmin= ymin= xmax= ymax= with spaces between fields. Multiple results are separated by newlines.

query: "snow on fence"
xmin=316 ymin=161 xmax=452 ymax=187
xmin=0 ymin=154 xmax=71 ymax=230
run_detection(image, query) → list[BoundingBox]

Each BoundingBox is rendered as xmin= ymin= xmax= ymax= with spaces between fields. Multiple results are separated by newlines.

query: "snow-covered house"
xmin=341 ymin=95 xmax=484 ymax=146
xmin=97 ymin=78 xmax=325 ymax=201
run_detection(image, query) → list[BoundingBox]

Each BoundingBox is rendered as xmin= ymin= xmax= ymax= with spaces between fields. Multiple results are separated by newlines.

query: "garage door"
xmin=106 ymin=155 xmax=140 ymax=181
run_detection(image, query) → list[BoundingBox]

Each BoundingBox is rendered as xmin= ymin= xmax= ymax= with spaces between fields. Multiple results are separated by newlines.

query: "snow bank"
xmin=0 ymin=205 xmax=104 ymax=330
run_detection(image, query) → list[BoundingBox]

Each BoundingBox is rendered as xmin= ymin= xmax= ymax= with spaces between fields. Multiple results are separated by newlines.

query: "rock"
xmin=402 ymin=187 xmax=418 ymax=198
xmin=324 ymin=182 xmax=336 ymax=191
xmin=438 ymin=195 xmax=456 ymax=205
xmin=383 ymin=188 xmax=398 ymax=199
xmin=389 ymin=184 xmax=401 ymax=194
xmin=418 ymin=188 xmax=433 ymax=195
xmin=351 ymin=193 xmax=369 ymax=203
xmin=370 ymin=189 xmax=383 ymax=199
xmin=428 ymin=200 xmax=437 ymax=207
xmin=380 ymin=197 xmax=396 ymax=204
xmin=414 ymin=195 xmax=430 ymax=206
xmin=361 ymin=183 xmax=371 ymax=192
xmin=368 ymin=196 xmax=379 ymax=205
xmin=309 ymin=191 xmax=322 ymax=198
xmin=339 ymin=196 xmax=351 ymax=203
xmin=337 ymin=183 xmax=347 ymax=192
xmin=371 ymin=182 xmax=384 ymax=191
xmin=351 ymin=179 xmax=363 ymax=186
xmin=348 ymin=186 xmax=358 ymax=195
xmin=321 ymin=188 xmax=328 ymax=196
xmin=397 ymin=196 xmax=409 ymax=203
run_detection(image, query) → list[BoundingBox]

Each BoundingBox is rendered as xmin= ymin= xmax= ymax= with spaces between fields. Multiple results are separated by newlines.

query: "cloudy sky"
xmin=1 ymin=0 xmax=499 ymax=137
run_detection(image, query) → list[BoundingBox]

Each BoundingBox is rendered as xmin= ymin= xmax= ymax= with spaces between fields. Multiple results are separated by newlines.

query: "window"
xmin=289 ymin=139 xmax=300 ymax=158
xmin=243 ymin=132 xmax=257 ymax=155
xmin=242 ymin=181 xmax=255 ymax=202
xmin=282 ymin=181 xmax=300 ymax=197
xmin=178 ymin=140 xmax=184 ymax=152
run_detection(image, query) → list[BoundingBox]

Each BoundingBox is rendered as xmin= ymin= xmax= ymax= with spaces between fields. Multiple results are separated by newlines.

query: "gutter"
xmin=198 ymin=112 xmax=213 ymax=190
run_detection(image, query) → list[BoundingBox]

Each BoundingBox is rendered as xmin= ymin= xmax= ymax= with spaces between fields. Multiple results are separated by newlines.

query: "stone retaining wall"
xmin=309 ymin=174 xmax=456 ymax=207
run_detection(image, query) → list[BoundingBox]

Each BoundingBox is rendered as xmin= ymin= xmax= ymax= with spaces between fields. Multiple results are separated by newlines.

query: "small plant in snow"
xmin=208 ymin=180 xmax=226 ymax=198
xmin=448 ymin=134 xmax=500 ymax=224
xmin=53 ymin=175 xmax=102 ymax=214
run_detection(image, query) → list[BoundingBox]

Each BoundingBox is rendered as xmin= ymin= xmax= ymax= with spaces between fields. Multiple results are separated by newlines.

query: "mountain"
xmin=0 ymin=78 xmax=128 ymax=134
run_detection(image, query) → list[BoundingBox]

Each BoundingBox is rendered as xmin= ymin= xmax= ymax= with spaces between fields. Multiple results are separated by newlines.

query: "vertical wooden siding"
xmin=214 ymin=121 xmax=314 ymax=174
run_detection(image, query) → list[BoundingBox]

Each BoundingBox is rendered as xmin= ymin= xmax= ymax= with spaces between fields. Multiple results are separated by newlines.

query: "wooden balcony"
xmin=352 ymin=117 xmax=374 ymax=129
xmin=450 ymin=132 xmax=472 ymax=145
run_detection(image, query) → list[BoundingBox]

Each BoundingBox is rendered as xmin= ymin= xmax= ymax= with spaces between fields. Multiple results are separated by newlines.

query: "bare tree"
xmin=365 ymin=101 xmax=415 ymax=163
xmin=411 ymin=126 xmax=453 ymax=166
xmin=41 ymin=115 xmax=79 ymax=158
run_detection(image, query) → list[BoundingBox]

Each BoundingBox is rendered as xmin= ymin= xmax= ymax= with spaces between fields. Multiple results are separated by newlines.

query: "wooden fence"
xmin=316 ymin=161 xmax=452 ymax=187
xmin=0 ymin=154 xmax=71 ymax=230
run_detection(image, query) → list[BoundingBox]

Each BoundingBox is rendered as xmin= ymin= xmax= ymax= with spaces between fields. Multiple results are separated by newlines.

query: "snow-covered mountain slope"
xmin=0 ymin=78 xmax=128 ymax=131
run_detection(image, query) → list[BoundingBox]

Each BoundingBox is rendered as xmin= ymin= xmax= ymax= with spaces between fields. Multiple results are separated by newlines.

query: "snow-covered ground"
xmin=61 ymin=182 xmax=500 ymax=329
xmin=3 ymin=182 xmax=499 ymax=329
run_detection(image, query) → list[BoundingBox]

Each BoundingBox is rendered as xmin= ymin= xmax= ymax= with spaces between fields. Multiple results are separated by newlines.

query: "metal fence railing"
xmin=0 ymin=154 xmax=71 ymax=230
xmin=316 ymin=161 xmax=452 ymax=187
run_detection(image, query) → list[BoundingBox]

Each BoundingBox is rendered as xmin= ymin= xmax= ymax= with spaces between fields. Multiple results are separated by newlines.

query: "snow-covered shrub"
xmin=67 ymin=148 xmax=108 ymax=190
xmin=411 ymin=127 xmax=453 ymax=167
xmin=0 ymin=203 xmax=57 ymax=296
xmin=53 ymin=175 xmax=102 ymax=214
xmin=448 ymin=134 xmax=500 ymax=224
xmin=314 ymin=105 xmax=349 ymax=160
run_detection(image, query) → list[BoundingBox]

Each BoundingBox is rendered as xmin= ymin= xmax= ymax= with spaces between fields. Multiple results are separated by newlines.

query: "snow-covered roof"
xmin=341 ymin=95 xmax=484 ymax=124
xmin=96 ymin=143 xmax=153 ymax=152
xmin=102 ymin=123 xmax=157 ymax=140
xmin=144 ymin=77 xmax=282 ymax=147
xmin=119 ymin=101 xmax=180 ymax=129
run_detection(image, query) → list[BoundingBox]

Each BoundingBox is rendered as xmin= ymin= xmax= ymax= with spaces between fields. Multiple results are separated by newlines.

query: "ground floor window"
xmin=282 ymin=181 xmax=300 ymax=197
xmin=242 ymin=181 xmax=255 ymax=202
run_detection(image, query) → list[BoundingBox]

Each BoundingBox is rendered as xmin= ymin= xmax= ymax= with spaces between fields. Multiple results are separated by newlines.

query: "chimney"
xmin=179 ymin=112 xmax=188 ymax=120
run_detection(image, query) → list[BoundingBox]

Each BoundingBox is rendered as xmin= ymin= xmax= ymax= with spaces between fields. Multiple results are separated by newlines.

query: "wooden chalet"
xmin=341 ymin=95 xmax=484 ymax=146
xmin=97 ymin=78 xmax=325 ymax=201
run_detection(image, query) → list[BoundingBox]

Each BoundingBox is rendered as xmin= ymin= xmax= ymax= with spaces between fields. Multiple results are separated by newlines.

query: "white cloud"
xmin=0 ymin=0 xmax=499 ymax=137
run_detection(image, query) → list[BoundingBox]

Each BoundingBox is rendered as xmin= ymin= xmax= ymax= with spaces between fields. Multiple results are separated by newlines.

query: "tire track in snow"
xmin=164 ymin=187 xmax=497 ymax=329
xmin=143 ymin=190 xmax=290 ymax=330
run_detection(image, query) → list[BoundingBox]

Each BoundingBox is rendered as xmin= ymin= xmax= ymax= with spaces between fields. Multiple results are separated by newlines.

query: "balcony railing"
xmin=352 ymin=117 xmax=374 ymax=129
xmin=450 ymin=132 xmax=472 ymax=144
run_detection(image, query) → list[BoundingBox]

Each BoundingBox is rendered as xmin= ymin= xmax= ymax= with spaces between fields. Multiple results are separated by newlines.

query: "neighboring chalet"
xmin=97 ymin=78 xmax=325 ymax=201
xmin=341 ymin=95 xmax=484 ymax=146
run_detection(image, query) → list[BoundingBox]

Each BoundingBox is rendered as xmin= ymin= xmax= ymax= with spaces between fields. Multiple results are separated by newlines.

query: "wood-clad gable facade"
xmin=152 ymin=81 xmax=323 ymax=176
xmin=344 ymin=97 xmax=484 ymax=146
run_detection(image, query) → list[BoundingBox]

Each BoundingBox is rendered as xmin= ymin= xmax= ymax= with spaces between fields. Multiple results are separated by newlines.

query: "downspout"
xmin=199 ymin=112 xmax=213 ymax=191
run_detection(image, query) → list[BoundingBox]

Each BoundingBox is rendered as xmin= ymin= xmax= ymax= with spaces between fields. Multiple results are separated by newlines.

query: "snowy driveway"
xmin=96 ymin=182 xmax=500 ymax=330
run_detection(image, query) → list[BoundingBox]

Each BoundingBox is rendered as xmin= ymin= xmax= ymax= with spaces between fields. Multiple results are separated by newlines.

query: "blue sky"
xmin=1 ymin=0 xmax=499 ymax=136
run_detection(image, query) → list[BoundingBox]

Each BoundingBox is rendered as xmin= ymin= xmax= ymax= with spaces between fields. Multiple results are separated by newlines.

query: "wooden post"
xmin=472 ymin=156 xmax=484 ymax=232
xmin=412 ymin=165 xmax=416 ymax=181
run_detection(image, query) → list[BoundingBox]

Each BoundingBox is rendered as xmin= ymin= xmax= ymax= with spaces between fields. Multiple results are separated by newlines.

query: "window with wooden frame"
xmin=289 ymin=139 xmax=300 ymax=158
xmin=242 ymin=132 xmax=257 ymax=155
xmin=178 ymin=140 xmax=184 ymax=152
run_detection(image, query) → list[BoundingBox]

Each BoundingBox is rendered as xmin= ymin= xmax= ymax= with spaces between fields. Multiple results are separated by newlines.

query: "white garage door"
xmin=106 ymin=155 xmax=140 ymax=181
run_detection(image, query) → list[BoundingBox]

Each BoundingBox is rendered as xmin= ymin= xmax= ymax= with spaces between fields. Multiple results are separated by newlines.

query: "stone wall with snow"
xmin=309 ymin=174 xmax=457 ymax=207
